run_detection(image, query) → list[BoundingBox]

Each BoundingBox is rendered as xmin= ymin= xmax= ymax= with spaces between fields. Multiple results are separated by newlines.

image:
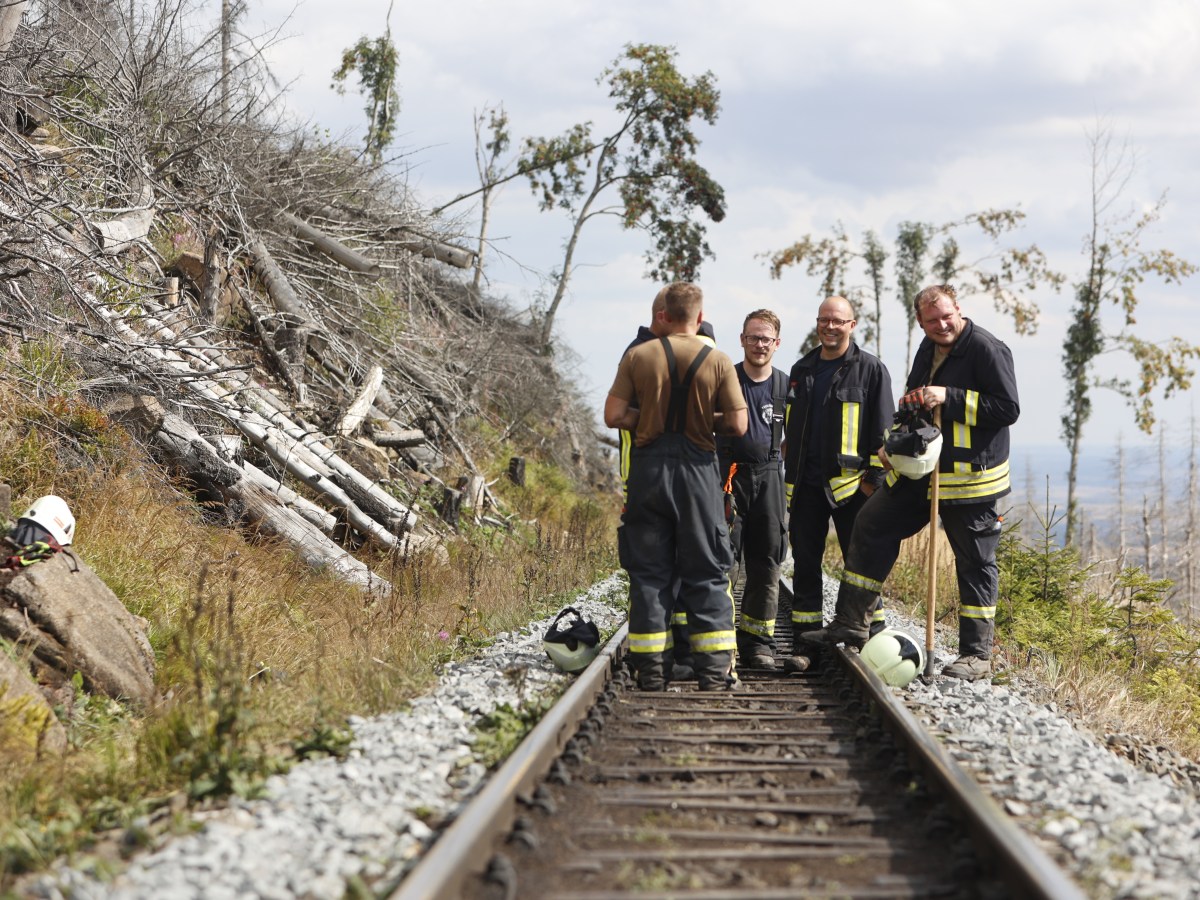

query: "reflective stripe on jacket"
xmin=903 ymin=319 xmax=1019 ymax=504
xmin=782 ymin=342 xmax=894 ymax=509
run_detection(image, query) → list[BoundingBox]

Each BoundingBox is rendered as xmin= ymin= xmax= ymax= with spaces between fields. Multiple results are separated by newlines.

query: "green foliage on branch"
xmin=764 ymin=208 xmax=1059 ymax=360
xmin=519 ymin=43 xmax=726 ymax=347
xmin=331 ymin=30 xmax=400 ymax=163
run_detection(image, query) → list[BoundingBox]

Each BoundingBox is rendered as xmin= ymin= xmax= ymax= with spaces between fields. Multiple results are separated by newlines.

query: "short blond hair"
xmin=742 ymin=309 xmax=780 ymax=337
xmin=662 ymin=282 xmax=704 ymax=323
xmin=914 ymin=284 xmax=957 ymax=315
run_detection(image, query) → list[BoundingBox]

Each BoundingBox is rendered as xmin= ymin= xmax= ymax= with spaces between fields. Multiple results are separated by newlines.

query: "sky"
xmin=246 ymin=0 xmax=1200 ymax=489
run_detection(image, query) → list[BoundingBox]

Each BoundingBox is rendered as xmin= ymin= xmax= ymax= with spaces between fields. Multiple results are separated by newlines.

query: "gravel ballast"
xmin=28 ymin=572 xmax=1200 ymax=900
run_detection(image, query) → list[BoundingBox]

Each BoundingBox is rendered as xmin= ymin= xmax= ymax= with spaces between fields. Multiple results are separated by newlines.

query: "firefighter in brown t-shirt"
xmin=604 ymin=282 xmax=748 ymax=691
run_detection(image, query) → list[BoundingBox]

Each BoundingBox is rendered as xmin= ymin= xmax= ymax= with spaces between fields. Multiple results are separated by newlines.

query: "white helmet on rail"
xmin=14 ymin=495 xmax=76 ymax=546
xmin=543 ymin=606 xmax=601 ymax=674
xmin=860 ymin=627 xmax=925 ymax=688
xmin=884 ymin=411 xmax=942 ymax=480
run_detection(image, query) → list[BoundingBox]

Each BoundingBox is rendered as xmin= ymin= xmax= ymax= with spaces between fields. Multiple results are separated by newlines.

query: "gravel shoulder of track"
xmin=26 ymin=571 xmax=1200 ymax=900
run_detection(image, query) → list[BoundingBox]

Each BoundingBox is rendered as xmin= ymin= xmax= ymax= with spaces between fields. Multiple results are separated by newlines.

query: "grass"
xmin=0 ymin=362 xmax=622 ymax=888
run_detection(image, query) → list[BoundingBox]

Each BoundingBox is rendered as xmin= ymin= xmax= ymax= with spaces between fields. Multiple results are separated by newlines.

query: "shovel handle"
xmin=924 ymin=405 xmax=941 ymax=678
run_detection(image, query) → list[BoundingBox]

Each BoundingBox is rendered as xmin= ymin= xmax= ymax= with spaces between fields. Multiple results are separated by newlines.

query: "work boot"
xmin=746 ymin=652 xmax=777 ymax=670
xmin=630 ymin=652 xmax=666 ymax=692
xmin=941 ymin=655 xmax=992 ymax=681
xmin=693 ymin=651 xmax=737 ymax=691
xmin=782 ymin=655 xmax=811 ymax=674
xmin=799 ymin=621 xmax=868 ymax=650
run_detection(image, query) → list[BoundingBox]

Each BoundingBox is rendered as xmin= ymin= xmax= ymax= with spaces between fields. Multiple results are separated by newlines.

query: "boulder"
xmin=0 ymin=648 xmax=67 ymax=757
xmin=0 ymin=552 xmax=156 ymax=707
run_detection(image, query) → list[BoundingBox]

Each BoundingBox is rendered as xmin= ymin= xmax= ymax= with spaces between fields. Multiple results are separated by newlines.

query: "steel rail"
xmin=838 ymin=648 xmax=1088 ymax=900
xmin=389 ymin=621 xmax=628 ymax=900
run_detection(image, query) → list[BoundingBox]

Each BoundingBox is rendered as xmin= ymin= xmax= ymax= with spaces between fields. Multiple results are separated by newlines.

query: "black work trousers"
xmin=833 ymin=476 xmax=1002 ymax=659
xmin=619 ymin=434 xmax=737 ymax=663
xmin=730 ymin=459 xmax=787 ymax=656
xmin=789 ymin=481 xmax=867 ymax=634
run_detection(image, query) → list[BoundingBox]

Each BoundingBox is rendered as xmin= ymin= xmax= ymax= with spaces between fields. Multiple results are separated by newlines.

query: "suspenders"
xmin=660 ymin=337 xmax=713 ymax=434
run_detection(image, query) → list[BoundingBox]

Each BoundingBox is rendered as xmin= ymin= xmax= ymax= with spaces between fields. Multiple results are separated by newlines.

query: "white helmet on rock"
xmin=543 ymin=606 xmax=601 ymax=674
xmin=860 ymin=627 xmax=925 ymax=688
xmin=16 ymin=495 xmax=76 ymax=546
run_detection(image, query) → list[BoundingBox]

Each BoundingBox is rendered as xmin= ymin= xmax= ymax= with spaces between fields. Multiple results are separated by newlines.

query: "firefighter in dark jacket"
xmin=782 ymin=297 xmax=893 ymax=672
xmin=801 ymin=284 xmax=1018 ymax=681
xmin=605 ymin=282 xmax=748 ymax=691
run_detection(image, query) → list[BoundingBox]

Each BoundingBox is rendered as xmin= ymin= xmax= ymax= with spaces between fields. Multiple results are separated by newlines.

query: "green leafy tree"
xmin=520 ymin=43 xmax=726 ymax=347
xmin=894 ymin=221 xmax=932 ymax=364
xmin=331 ymin=3 xmax=400 ymax=164
xmin=1060 ymin=126 xmax=1199 ymax=546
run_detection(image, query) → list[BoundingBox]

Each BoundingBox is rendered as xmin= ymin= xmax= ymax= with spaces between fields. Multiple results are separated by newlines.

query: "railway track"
xmin=394 ymin=583 xmax=1085 ymax=900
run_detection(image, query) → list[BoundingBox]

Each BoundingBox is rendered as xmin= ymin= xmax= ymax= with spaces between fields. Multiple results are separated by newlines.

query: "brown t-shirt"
xmin=609 ymin=334 xmax=746 ymax=452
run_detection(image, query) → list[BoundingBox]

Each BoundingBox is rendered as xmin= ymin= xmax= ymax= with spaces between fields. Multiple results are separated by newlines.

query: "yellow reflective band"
xmin=691 ymin=630 xmax=737 ymax=652
xmin=738 ymin=615 xmax=775 ymax=638
xmin=934 ymin=461 xmax=1011 ymax=501
xmin=619 ymin=429 xmax=633 ymax=497
xmin=670 ymin=611 xmax=689 ymax=626
xmin=885 ymin=469 xmax=900 ymax=488
xmin=791 ymin=611 xmax=823 ymax=625
xmin=829 ymin=470 xmax=862 ymax=503
xmin=842 ymin=570 xmax=884 ymax=593
xmin=960 ymin=605 xmax=996 ymax=620
xmin=871 ymin=608 xmax=887 ymax=622
xmin=628 ymin=632 xmax=669 ymax=653
xmin=840 ymin=401 xmax=860 ymax=456
xmin=785 ymin=482 xmax=794 ymax=505
xmin=953 ymin=419 xmax=971 ymax=449
xmin=953 ymin=392 xmax=979 ymax=450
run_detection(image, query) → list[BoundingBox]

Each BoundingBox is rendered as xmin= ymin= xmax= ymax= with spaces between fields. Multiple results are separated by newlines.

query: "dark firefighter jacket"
xmin=897 ymin=318 xmax=1019 ymax=504
xmin=783 ymin=341 xmax=893 ymax=508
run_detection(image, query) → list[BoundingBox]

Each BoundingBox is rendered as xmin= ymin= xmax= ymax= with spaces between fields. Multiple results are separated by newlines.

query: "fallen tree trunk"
xmin=92 ymin=301 xmax=416 ymax=553
xmin=88 ymin=177 xmax=154 ymax=256
xmin=109 ymin=395 xmax=390 ymax=595
xmin=279 ymin=211 xmax=381 ymax=279
xmin=337 ymin=365 xmax=383 ymax=436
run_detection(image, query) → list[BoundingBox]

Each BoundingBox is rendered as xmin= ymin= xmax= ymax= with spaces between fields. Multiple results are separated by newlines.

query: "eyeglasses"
xmin=816 ymin=317 xmax=853 ymax=327
xmin=742 ymin=335 xmax=778 ymax=346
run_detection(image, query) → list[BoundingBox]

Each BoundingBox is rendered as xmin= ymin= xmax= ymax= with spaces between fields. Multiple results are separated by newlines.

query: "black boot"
xmin=694 ymin=651 xmax=740 ymax=691
xmin=630 ymin=652 xmax=666 ymax=691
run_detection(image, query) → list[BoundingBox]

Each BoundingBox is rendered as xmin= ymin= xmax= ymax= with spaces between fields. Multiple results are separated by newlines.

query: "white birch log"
xmin=110 ymin=395 xmax=388 ymax=594
xmin=279 ymin=211 xmax=381 ymax=279
xmin=337 ymin=365 xmax=383 ymax=436
xmin=91 ymin=302 xmax=410 ymax=553
xmin=89 ymin=179 xmax=154 ymax=255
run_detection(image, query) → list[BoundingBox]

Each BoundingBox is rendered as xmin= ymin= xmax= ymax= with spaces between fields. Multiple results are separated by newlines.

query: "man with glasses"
xmin=718 ymin=310 xmax=790 ymax=670
xmin=781 ymin=296 xmax=893 ymax=673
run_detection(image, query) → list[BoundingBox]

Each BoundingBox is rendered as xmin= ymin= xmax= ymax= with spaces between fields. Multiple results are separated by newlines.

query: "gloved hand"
xmin=900 ymin=388 xmax=925 ymax=411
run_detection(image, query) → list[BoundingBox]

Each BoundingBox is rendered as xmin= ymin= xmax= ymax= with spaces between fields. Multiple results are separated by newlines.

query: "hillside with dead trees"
xmin=0 ymin=1 xmax=613 ymax=588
